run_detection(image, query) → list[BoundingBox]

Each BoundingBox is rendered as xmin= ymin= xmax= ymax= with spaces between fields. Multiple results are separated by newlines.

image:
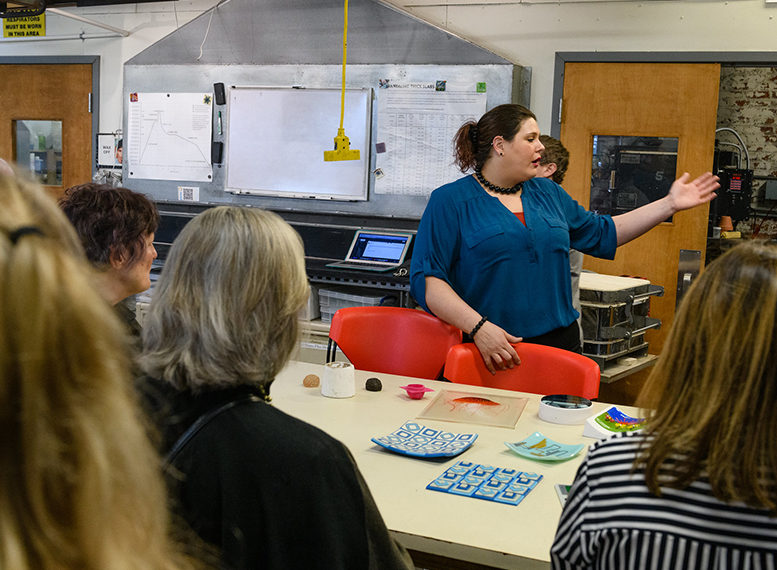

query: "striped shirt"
xmin=551 ymin=432 xmax=777 ymax=570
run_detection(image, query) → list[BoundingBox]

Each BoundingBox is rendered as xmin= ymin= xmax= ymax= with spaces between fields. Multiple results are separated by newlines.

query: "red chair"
xmin=327 ymin=307 xmax=462 ymax=380
xmin=443 ymin=342 xmax=600 ymax=399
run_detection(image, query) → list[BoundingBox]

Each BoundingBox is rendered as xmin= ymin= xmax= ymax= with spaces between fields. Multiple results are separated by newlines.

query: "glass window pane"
xmin=590 ymin=135 xmax=678 ymax=222
xmin=13 ymin=120 xmax=63 ymax=186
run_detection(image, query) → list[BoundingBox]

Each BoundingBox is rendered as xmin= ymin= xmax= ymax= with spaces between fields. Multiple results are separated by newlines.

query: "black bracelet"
xmin=469 ymin=315 xmax=488 ymax=338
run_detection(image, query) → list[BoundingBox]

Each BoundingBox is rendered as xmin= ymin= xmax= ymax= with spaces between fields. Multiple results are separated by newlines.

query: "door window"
xmin=590 ymin=135 xmax=678 ymax=221
xmin=13 ymin=119 xmax=63 ymax=186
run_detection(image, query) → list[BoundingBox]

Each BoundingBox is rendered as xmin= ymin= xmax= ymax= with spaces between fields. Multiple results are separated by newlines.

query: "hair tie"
xmin=469 ymin=125 xmax=479 ymax=148
xmin=8 ymin=226 xmax=44 ymax=244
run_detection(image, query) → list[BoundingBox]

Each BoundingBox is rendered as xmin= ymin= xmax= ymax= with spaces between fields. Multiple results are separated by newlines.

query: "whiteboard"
xmin=225 ymin=87 xmax=371 ymax=200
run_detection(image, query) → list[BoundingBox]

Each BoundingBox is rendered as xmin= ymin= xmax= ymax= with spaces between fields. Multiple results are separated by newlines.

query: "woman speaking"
xmin=410 ymin=104 xmax=718 ymax=373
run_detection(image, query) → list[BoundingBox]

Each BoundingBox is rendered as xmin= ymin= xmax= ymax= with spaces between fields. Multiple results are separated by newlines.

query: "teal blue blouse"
xmin=410 ymin=175 xmax=617 ymax=338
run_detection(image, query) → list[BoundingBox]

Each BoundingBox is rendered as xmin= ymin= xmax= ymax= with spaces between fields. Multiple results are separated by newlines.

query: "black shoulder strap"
xmin=163 ymin=394 xmax=262 ymax=470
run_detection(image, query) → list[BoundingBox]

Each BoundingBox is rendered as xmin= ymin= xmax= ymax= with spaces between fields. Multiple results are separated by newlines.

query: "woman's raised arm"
xmin=613 ymin=172 xmax=719 ymax=246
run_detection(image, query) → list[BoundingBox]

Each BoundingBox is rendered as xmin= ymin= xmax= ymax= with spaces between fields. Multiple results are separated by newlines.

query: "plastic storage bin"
xmin=318 ymin=287 xmax=395 ymax=324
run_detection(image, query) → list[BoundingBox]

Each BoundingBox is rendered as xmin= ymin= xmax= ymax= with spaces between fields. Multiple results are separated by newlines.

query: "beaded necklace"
xmin=474 ymin=168 xmax=523 ymax=195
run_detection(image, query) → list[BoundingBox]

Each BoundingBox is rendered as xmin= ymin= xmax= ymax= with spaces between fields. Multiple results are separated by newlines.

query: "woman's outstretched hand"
xmin=614 ymin=171 xmax=720 ymax=246
xmin=667 ymin=172 xmax=720 ymax=213
xmin=472 ymin=321 xmax=522 ymax=375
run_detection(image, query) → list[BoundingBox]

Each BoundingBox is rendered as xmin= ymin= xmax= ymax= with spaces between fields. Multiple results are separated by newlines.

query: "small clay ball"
xmin=365 ymin=377 xmax=382 ymax=392
xmin=303 ymin=374 xmax=320 ymax=388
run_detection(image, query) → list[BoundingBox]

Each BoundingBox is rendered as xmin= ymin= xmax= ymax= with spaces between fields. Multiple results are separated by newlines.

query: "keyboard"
xmin=326 ymin=261 xmax=397 ymax=272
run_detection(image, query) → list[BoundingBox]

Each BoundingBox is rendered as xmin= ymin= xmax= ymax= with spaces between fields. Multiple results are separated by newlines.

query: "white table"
xmin=272 ymin=361 xmax=637 ymax=569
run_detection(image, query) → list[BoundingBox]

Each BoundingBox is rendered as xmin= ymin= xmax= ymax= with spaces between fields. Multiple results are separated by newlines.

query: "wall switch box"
xmin=764 ymin=180 xmax=777 ymax=201
xmin=214 ymin=83 xmax=226 ymax=106
xmin=211 ymin=141 xmax=223 ymax=164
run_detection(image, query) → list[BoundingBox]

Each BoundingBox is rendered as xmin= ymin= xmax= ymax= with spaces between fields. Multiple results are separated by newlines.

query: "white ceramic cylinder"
xmin=320 ymin=362 xmax=355 ymax=399
xmin=538 ymin=394 xmax=594 ymax=425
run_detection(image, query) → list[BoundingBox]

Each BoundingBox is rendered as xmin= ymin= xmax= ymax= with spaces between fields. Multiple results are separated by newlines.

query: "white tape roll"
xmin=539 ymin=394 xmax=594 ymax=425
xmin=321 ymin=362 xmax=356 ymax=399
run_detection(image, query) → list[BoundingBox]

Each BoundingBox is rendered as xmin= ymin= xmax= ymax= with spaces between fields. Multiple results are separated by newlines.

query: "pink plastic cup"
xmin=400 ymin=383 xmax=435 ymax=399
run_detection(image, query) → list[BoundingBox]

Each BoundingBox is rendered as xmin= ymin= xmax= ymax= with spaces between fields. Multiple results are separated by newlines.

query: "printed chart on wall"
xmin=126 ymin=92 xmax=213 ymax=182
xmin=374 ymin=81 xmax=486 ymax=196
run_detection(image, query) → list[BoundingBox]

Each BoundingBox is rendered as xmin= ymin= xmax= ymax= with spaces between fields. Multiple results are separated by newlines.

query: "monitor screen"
xmin=349 ymin=232 xmax=411 ymax=263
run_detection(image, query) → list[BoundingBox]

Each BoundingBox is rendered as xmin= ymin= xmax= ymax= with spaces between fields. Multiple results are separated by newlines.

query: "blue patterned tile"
xmin=449 ymin=480 xmax=479 ymax=496
xmin=428 ymin=478 xmax=455 ymax=491
xmin=474 ymin=486 xmax=499 ymax=499
xmin=426 ymin=462 xmax=543 ymax=506
xmin=494 ymin=489 xmax=527 ymax=506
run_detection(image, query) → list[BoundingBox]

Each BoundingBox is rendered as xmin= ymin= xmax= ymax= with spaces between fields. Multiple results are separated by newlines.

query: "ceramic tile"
xmin=427 ymin=461 xmax=543 ymax=506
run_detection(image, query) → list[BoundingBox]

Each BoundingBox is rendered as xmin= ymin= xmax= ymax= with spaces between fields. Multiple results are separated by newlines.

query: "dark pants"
xmin=523 ymin=321 xmax=582 ymax=354
xmin=464 ymin=320 xmax=582 ymax=354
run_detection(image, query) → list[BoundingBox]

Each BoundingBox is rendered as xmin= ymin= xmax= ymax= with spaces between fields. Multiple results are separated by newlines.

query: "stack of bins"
xmin=318 ymin=286 xmax=397 ymax=324
xmin=579 ymin=273 xmax=664 ymax=371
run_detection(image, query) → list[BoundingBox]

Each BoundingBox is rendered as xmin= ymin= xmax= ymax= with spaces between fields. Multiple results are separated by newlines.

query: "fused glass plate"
xmin=417 ymin=390 xmax=528 ymax=429
xmin=505 ymin=432 xmax=585 ymax=462
xmin=371 ymin=421 xmax=478 ymax=458
xmin=427 ymin=461 xmax=543 ymax=505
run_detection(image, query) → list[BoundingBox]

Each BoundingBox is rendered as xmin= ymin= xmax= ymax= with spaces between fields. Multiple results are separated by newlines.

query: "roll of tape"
xmin=321 ymin=361 xmax=355 ymax=399
xmin=539 ymin=394 xmax=594 ymax=425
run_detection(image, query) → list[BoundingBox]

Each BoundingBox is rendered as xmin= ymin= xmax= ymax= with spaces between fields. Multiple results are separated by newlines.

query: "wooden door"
xmin=0 ymin=63 xmax=93 ymax=199
xmin=560 ymin=62 xmax=720 ymax=353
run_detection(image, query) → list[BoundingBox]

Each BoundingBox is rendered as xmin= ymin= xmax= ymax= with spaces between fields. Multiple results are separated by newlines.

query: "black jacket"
xmin=143 ymin=378 xmax=413 ymax=570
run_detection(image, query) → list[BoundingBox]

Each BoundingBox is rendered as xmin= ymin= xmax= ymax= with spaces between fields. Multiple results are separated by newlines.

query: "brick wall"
xmin=717 ymin=66 xmax=777 ymax=236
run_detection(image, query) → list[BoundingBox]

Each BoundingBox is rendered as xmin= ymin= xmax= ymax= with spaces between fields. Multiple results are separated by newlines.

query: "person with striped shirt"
xmin=551 ymin=241 xmax=777 ymax=570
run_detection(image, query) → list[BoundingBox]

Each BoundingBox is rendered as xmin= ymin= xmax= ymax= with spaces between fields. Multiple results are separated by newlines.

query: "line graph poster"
xmin=127 ymin=92 xmax=213 ymax=182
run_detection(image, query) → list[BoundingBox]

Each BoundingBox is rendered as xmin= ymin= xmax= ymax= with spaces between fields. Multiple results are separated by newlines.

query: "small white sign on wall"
xmin=97 ymin=134 xmax=121 ymax=167
xmin=178 ymin=186 xmax=200 ymax=201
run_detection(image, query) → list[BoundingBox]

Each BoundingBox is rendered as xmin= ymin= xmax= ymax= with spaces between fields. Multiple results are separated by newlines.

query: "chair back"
xmin=443 ymin=342 xmax=600 ymax=399
xmin=328 ymin=307 xmax=462 ymax=380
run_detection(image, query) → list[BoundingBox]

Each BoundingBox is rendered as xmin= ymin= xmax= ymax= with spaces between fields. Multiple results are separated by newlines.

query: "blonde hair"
xmin=0 ymin=176 xmax=203 ymax=570
xmin=637 ymin=241 xmax=777 ymax=510
xmin=142 ymin=207 xmax=309 ymax=391
xmin=0 ymin=158 xmax=14 ymax=178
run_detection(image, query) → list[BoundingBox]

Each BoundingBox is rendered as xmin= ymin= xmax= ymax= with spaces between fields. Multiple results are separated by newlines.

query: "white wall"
xmin=379 ymin=0 xmax=777 ymax=130
xmin=3 ymin=0 xmax=777 ymax=134
xmin=0 ymin=0 xmax=218 ymax=132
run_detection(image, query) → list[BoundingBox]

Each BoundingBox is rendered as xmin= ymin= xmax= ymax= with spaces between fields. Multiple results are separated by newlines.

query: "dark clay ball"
xmin=365 ymin=377 xmax=382 ymax=392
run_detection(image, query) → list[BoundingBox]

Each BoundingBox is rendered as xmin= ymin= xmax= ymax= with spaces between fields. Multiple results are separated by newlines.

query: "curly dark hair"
xmin=453 ymin=104 xmax=537 ymax=173
xmin=539 ymin=135 xmax=570 ymax=184
xmin=59 ymin=184 xmax=159 ymax=269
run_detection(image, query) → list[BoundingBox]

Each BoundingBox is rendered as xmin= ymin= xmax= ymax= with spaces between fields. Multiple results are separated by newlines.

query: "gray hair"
xmin=141 ymin=207 xmax=309 ymax=391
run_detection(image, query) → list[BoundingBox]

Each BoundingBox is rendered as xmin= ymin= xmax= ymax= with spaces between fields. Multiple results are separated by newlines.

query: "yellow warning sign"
xmin=3 ymin=14 xmax=46 ymax=38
